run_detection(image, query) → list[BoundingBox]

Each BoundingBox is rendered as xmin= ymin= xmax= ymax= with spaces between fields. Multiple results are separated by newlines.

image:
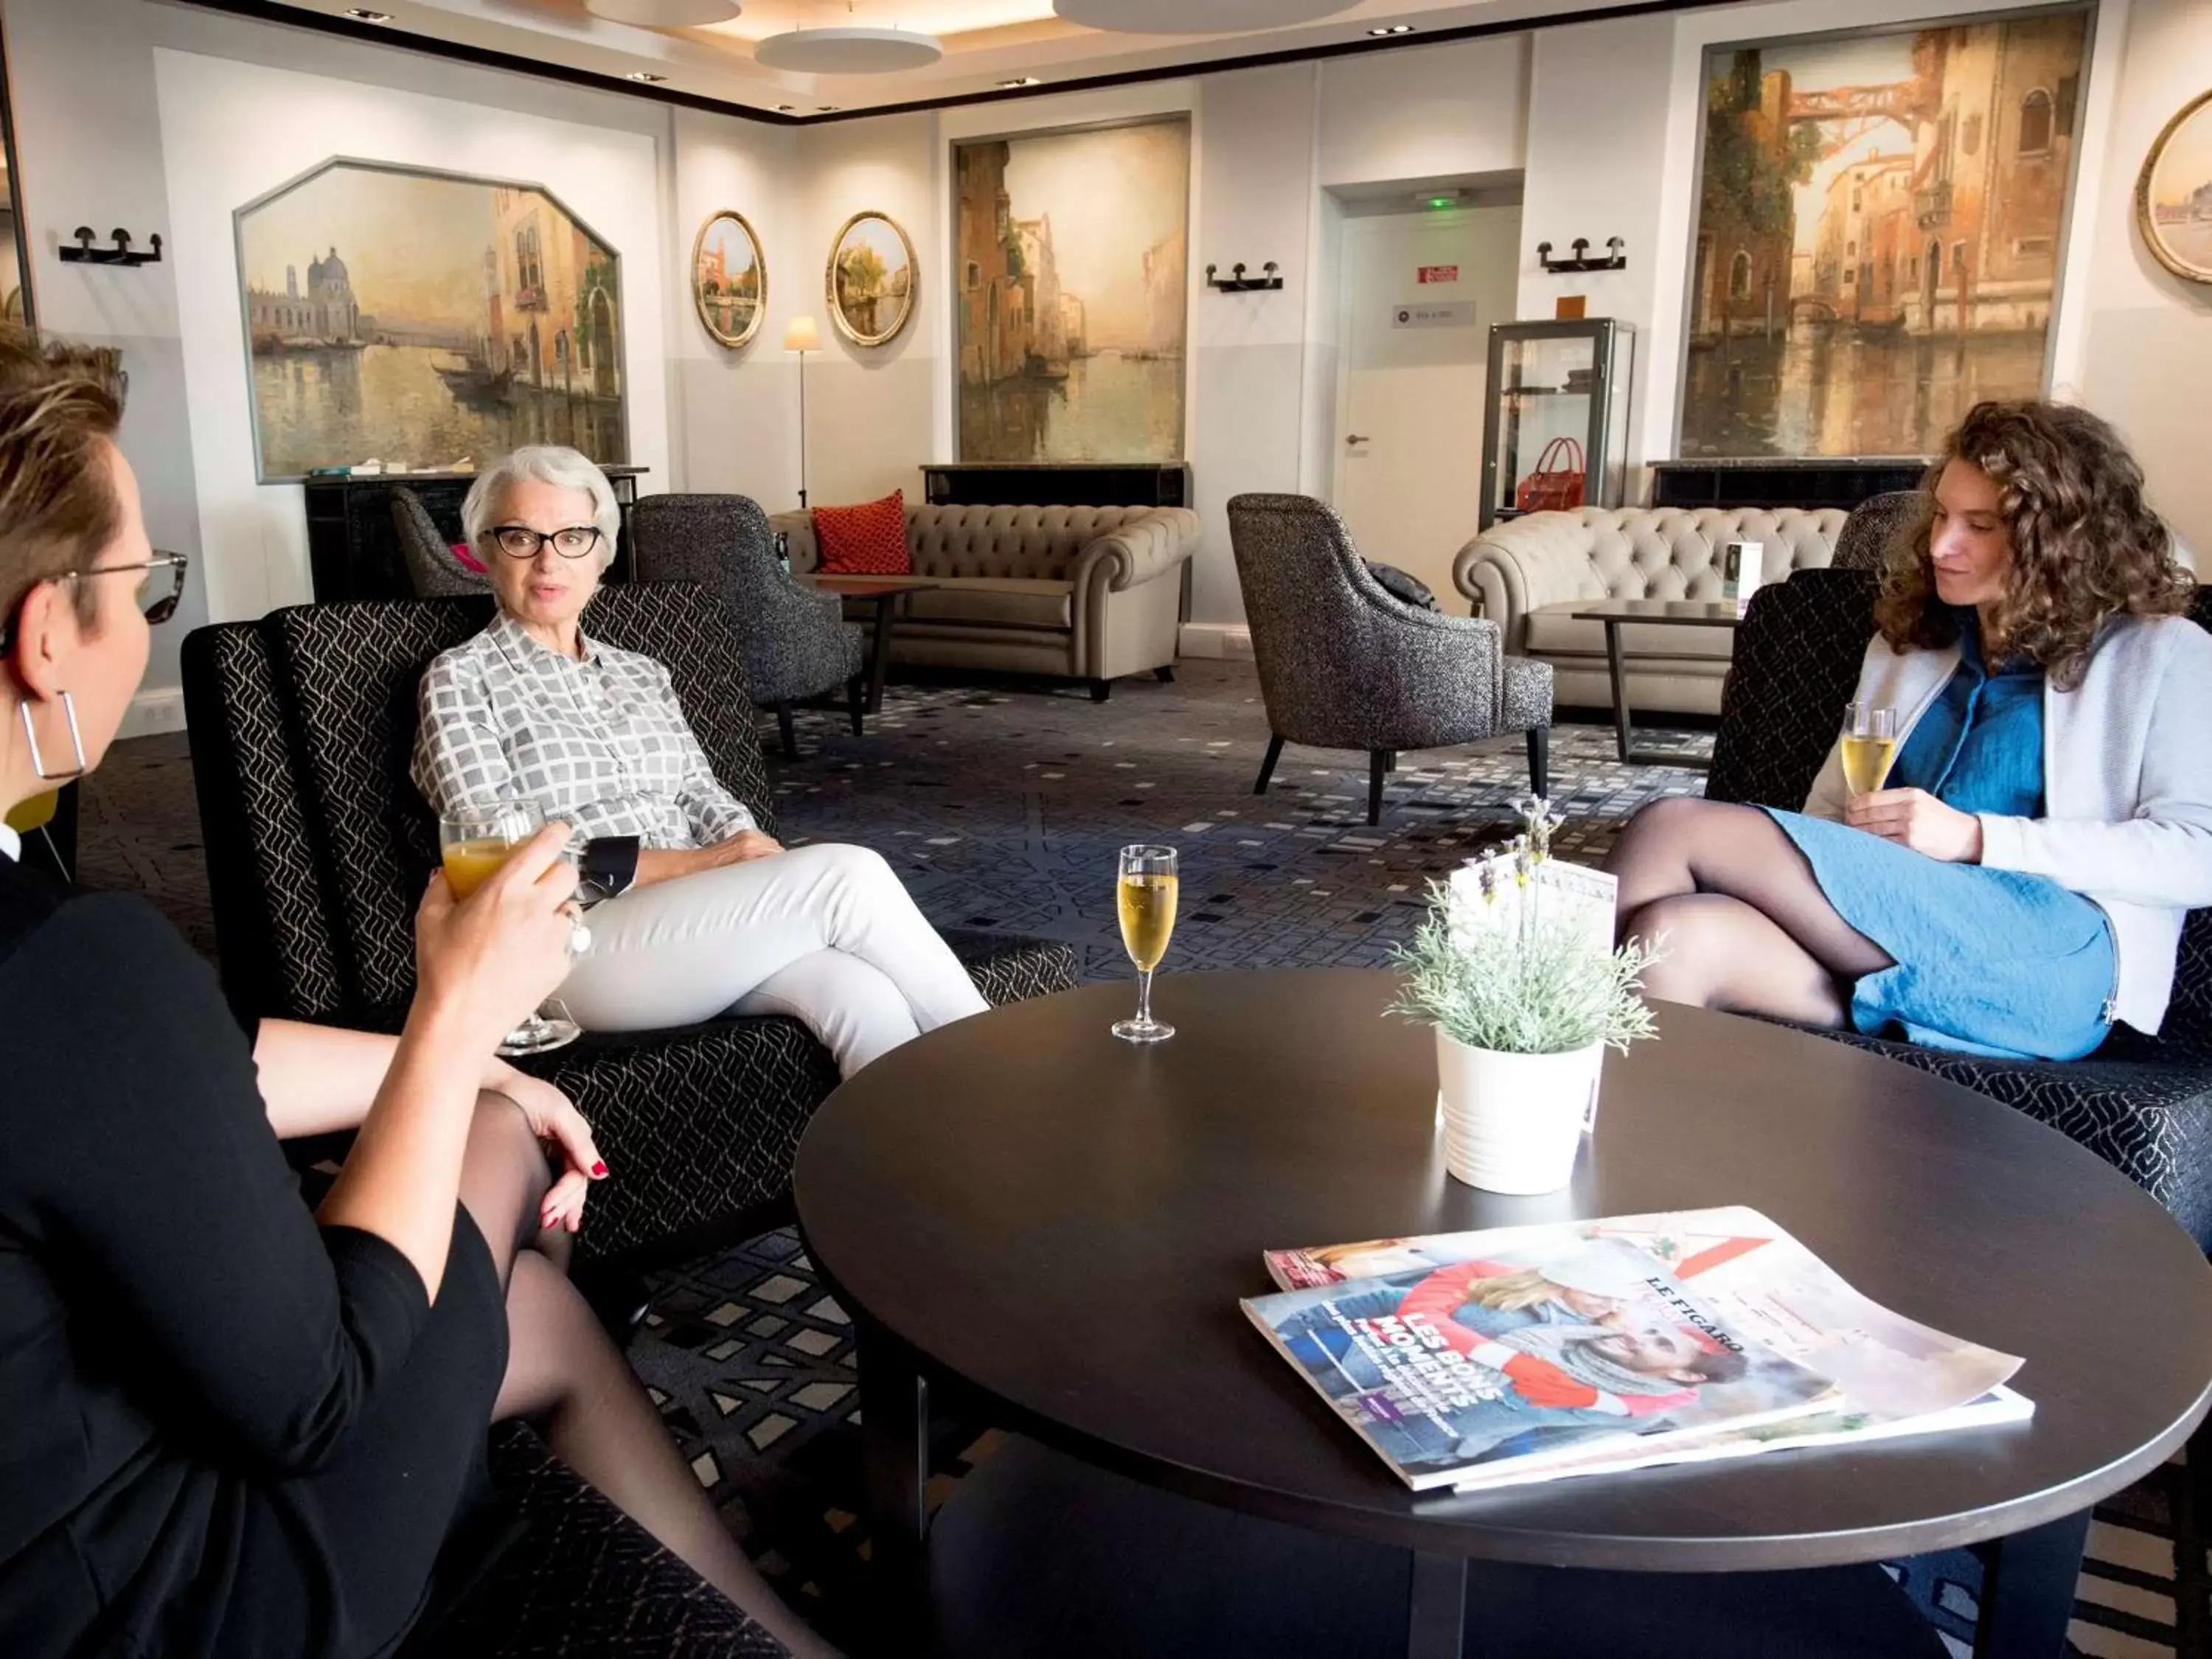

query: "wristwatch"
xmin=580 ymin=835 xmax=641 ymax=902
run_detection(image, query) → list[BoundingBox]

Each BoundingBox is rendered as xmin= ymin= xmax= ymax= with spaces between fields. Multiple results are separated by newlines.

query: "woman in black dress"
xmin=0 ymin=333 xmax=832 ymax=1658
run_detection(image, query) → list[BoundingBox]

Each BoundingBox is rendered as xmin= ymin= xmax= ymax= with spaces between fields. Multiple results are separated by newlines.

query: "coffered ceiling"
xmin=240 ymin=0 xmax=1720 ymax=119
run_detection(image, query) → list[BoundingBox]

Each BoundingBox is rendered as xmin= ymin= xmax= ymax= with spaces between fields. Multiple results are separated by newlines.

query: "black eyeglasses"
xmin=0 ymin=550 xmax=189 ymax=654
xmin=491 ymin=524 xmax=603 ymax=561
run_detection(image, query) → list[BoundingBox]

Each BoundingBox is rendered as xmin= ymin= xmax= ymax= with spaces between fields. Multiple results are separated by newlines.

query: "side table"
xmin=1569 ymin=597 xmax=1745 ymax=766
xmin=796 ymin=574 xmax=936 ymax=714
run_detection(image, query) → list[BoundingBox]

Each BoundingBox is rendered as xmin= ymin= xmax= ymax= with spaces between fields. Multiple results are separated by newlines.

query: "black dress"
xmin=0 ymin=854 xmax=509 ymax=1658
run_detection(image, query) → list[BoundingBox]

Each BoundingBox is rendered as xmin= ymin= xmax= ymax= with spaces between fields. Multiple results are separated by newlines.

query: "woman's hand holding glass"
xmin=420 ymin=819 xmax=582 ymax=1054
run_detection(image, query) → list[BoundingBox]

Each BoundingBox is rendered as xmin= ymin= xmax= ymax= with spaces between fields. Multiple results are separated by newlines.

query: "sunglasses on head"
xmin=0 ymin=551 xmax=189 ymax=655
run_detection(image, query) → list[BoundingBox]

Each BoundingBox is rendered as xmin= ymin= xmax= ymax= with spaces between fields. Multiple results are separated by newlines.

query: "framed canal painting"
xmin=235 ymin=159 xmax=627 ymax=481
xmin=825 ymin=211 xmax=917 ymax=348
xmin=2138 ymin=89 xmax=2212 ymax=286
xmin=694 ymin=209 xmax=766 ymax=347
xmin=953 ymin=116 xmax=1189 ymax=465
xmin=1680 ymin=7 xmax=2091 ymax=458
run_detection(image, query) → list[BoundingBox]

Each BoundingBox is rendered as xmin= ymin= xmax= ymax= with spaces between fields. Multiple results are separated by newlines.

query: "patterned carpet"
xmin=74 ymin=658 xmax=2191 ymax=1658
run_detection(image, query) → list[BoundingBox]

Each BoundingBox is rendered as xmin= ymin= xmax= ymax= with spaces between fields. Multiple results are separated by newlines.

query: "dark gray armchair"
xmin=1228 ymin=493 xmax=1554 ymax=825
xmin=391 ymin=486 xmax=493 ymax=599
xmin=628 ymin=494 xmax=866 ymax=759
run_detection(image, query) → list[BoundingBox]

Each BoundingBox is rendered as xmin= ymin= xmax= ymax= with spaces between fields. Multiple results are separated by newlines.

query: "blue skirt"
xmin=1764 ymin=809 xmax=2116 ymax=1061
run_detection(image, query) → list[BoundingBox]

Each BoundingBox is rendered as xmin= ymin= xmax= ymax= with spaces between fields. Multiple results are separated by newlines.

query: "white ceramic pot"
xmin=1433 ymin=1029 xmax=1604 ymax=1195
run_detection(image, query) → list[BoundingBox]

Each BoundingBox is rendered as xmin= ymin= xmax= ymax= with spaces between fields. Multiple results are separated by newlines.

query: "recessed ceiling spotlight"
xmin=998 ymin=76 xmax=1041 ymax=87
xmin=775 ymin=102 xmax=796 ymax=111
xmin=1366 ymin=23 xmax=1415 ymax=35
xmin=625 ymin=70 xmax=668 ymax=80
xmin=817 ymin=104 xmax=841 ymax=111
xmin=343 ymin=7 xmax=393 ymax=19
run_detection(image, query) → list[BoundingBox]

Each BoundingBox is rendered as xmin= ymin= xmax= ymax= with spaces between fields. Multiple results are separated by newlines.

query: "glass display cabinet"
xmin=1478 ymin=319 xmax=1635 ymax=530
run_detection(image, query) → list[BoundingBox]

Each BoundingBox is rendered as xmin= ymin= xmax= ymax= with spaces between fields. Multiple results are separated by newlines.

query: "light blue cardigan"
xmin=1802 ymin=614 xmax=2212 ymax=1035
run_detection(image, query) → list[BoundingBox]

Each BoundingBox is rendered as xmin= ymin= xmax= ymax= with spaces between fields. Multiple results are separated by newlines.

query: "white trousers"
xmin=555 ymin=843 xmax=990 ymax=1078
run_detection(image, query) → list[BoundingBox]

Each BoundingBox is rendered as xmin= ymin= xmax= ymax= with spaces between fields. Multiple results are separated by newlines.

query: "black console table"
xmin=1652 ymin=456 xmax=1927 ymax=511
xmin=302 ymin=465 xmax=647 ymax=604
xmin=920 ymin=462 xmax=1190 ymax=510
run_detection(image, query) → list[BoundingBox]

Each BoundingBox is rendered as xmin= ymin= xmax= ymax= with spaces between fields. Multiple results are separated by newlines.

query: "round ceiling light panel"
xmin=585 ymin=0 xmax=740 ymax=25
xmin=753 ymin=26 xmax=943 ymax=71
xmin=1054 ymin=0 xmax=1359 ymax=32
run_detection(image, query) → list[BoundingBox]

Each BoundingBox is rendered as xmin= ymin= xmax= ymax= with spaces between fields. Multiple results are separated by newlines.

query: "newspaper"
xmin=1262 ymin=1207 xmax=2028 ymax=1492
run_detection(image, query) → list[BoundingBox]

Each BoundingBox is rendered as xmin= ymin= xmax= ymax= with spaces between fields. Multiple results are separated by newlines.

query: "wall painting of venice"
xmin=1680 ymin=9 xmax=2090 ymax=458
xmin=955 ymin=116 xmax=1189 ymax=464
xmin=236 ymin=159 xmax=626 ymax=481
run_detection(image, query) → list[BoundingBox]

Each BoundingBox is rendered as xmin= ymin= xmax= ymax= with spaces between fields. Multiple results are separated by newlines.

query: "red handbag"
xmin=1514 ymin=437 xmax=1587 ymax=514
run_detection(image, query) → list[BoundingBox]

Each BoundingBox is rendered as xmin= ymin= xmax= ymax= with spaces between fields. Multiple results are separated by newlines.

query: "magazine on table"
xmin=1243 ymin=1234 xmax=1844 ymax=1493
xmin=1253 ymin=1207 xmax=2028 ymax=1493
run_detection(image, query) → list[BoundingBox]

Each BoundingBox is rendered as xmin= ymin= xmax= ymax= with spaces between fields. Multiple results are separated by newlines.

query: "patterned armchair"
xmin=1708 ymin=568 xmax=2212 ymax=1247
xmin=1829 ymin=490 xmax=1923 ymax=573
xmin=1228 ymin=494 xmax=1553 ymax=826
xmin=628 ymin=495 xmax=866 ymax=759
xmin=179 ymin=582 xmax=1078 ymax=1267
xmin=391 ymin=485 xmax=494 ymax=599
xmin=397 ymin=1422 xmax=789 ymax=1658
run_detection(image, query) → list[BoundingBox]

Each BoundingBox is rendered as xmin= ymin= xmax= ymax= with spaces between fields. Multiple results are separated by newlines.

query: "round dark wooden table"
xmin=794 ymin=970 xmax=2212 ymax=1658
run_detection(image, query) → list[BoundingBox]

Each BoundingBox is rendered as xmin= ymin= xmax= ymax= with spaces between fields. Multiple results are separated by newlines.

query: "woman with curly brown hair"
xmin=1601 ymin=400 xmax=2212 ymax=1060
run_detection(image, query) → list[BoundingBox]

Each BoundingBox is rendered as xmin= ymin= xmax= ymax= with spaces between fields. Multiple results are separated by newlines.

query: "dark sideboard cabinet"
xmin=920 ymin=462 xmax=1190 ymax=509
xmin=1650 ymin=456 xmax=1930 ymax=511
xmin=302 ymin=467 xmax=647 ymax=604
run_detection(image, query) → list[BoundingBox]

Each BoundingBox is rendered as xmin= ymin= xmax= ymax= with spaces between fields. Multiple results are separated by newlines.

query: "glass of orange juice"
xmin=439 ymin=801 xmax=584 ymax=1056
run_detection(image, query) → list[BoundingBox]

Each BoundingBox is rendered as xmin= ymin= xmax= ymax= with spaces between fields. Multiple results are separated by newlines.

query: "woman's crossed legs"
xmin=1601 ymin=797 xmax=1893 ymax=1027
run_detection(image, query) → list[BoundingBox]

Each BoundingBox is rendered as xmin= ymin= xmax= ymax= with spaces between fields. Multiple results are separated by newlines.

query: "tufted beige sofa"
xmin=1451 ymin=506 xmax=1848 ymax=716
xmin=770 ymin=502 xmax=1198 ymax=700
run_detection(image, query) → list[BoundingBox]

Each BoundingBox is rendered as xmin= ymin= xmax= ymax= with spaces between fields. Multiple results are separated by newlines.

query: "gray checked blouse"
xmin=411 ymin=612 xmax=757 ymax=849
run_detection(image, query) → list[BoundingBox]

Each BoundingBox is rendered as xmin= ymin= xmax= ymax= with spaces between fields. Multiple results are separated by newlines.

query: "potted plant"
xmin=1388 ymin=804 xmax=1660 ymax=1195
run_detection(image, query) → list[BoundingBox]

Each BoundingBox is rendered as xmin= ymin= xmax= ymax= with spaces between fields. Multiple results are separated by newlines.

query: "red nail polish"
xmin=591 ymin=1160 xmax=608 ymax=1178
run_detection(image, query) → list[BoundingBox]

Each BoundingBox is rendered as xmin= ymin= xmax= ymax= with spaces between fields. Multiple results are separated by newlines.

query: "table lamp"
xmin=785 ymin=314 xmax=821 ymax=509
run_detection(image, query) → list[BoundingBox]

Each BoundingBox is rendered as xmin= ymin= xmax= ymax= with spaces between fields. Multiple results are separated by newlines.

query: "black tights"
xmin=457 ymin=1097 xmax=836 ymax=1659
xmin=1601 ymin=797 xmax=1893 ymax=1026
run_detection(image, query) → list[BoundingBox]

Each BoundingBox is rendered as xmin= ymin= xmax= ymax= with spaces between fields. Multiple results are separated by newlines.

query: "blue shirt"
xmin=1888 ymin=608 xmax=2045 ymax=817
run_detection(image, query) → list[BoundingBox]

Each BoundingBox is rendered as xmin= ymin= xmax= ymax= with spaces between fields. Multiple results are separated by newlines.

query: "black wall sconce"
xmin=1535 ymin=237 xmax=1625 ymax=275
xmin=1205 ymin=261 xmax=1281 ymax=293
xmin=60 ymin=227 xmax=164 ymax=268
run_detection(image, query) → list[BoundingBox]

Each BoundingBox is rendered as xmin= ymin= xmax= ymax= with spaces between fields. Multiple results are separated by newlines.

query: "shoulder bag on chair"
xmin=1514 ymin=437 xmax=1586 ymax=514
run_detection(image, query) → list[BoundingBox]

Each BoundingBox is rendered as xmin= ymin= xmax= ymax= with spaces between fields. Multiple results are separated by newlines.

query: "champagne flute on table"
xmin=1113 ymin=844 xmax=1178 ymax=1044
xmin=439 ymin=801 xmax=587 ymax=1057
xmin=1840 ymin=702 xmax=1899 ymax=799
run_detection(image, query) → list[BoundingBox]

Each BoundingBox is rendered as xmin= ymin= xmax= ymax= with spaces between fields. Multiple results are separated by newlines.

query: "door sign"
xmin=1391 ymin=302 xmax=1475 ymax=328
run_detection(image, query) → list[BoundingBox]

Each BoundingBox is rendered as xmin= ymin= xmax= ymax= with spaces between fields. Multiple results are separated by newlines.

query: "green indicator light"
xmin=1428 ymin=198 xmax=1453 ymax=209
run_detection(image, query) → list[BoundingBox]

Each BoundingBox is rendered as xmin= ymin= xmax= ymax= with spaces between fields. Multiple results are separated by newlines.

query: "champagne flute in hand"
xmin=439 ymin=801 xmax=586 ymax=1056
xmin=1113 ymin=844 xmax=1178 ymax=1044
xmin=1840 ymin=702 xmax=1898 ymax=798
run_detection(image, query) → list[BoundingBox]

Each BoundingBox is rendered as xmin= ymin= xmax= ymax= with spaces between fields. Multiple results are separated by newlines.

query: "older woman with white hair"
xmin=412 ymin=445 xmax=988 ymax=1077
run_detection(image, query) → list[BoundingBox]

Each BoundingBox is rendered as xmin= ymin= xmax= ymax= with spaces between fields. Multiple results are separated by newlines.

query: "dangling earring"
xmin=20 ymin=692 xmax=86 ymax=782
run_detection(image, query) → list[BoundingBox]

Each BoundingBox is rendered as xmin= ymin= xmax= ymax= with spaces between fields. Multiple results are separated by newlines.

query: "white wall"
xmin=6 ymin=0 xmax=679 ymax=726
xmin=2075 ymin=0 xmax=2212 ymax=559
xmin=9 ymin=0 xmax=2208 ymax=693
xmin=152 ymin=48 xmax=670 ymax=622
xmin=1516 ymin=13 xmax=1676 ymax=471
xmin=669 ymin=108 xmax=801 ymax=509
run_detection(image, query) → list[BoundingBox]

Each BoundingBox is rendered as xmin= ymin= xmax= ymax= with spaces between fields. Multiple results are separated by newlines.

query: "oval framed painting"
xmin=826 ymin=210 xmax=917 ymax=347
xmin=693 ymin=210 xmax=766 ymax=348
xmin=2138 ymin=89 xmax=2212 ymax=286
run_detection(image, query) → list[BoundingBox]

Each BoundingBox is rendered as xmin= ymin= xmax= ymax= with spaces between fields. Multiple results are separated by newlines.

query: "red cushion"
xmin=813 ymin=492 xmax=911 ymax=576
xmin=450 ymin=541 xmax=488 ymax=574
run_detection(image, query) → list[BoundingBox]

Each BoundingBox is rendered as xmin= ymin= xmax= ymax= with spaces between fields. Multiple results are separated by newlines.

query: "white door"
xmin=1333 ymin=204 xmax=1520 ymax=607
